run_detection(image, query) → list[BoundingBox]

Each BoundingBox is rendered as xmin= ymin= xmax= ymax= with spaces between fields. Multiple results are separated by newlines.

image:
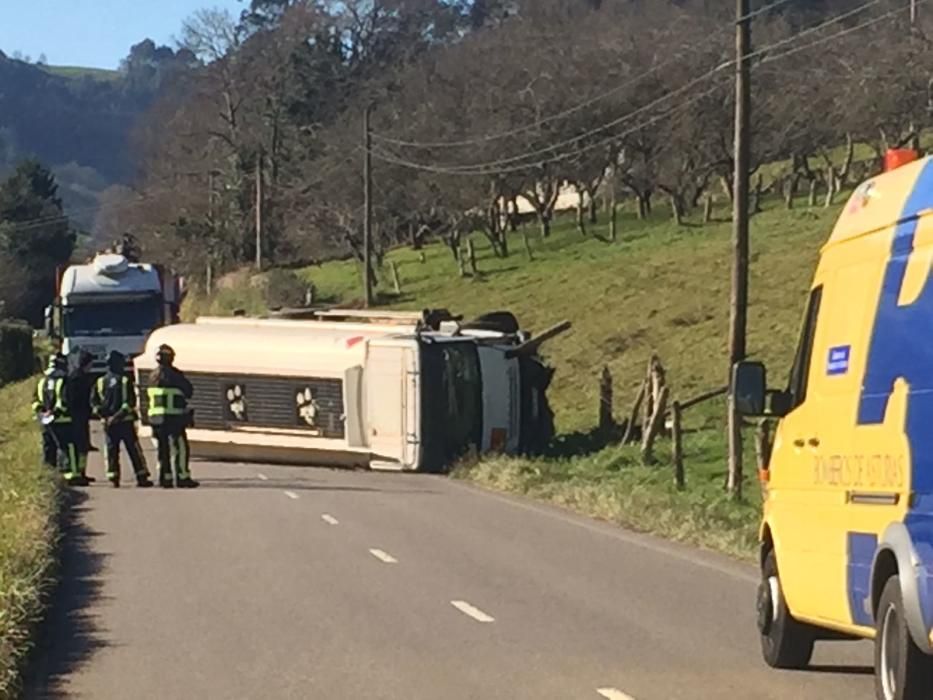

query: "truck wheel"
xmin=758 ymin=550 xmax=815 ymax=669
xmin=874 ymin=576 xmax=933 ymax=700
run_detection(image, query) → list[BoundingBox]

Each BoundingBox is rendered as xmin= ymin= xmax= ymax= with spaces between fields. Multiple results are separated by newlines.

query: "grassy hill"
xmin=190 ymin=195 xmax=845 ymax=559
xmin=41 ymin=65 xmax=121 ymax=81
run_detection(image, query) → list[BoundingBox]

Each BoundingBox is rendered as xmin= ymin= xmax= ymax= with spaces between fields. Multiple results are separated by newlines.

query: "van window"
xmin=787 ymin=286 xmax=823 ymax=410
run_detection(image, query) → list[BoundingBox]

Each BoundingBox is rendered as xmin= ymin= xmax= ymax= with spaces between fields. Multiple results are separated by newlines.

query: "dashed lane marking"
xmin=322 ymin=514 xmax=339 ymax=525
xmin=597 ymin=689 xmax=636 ymax=700
xmin=284 ymin=491 xmax=299 ymax=500
xmin=369 ymin=549 xmax=398 ymax=564
xmin=451 ymin=600 xmax=495 ymax=623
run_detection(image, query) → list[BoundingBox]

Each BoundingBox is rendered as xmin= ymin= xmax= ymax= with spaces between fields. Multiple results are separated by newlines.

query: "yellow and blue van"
xmin=733 ymin=153 xmax=933 ymax=700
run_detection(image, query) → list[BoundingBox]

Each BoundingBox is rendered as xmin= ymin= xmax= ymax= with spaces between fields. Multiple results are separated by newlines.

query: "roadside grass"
xmin=191 ymin=194 xmax=844 ymax=559
xmin=454 ymin=396 xmax=763 ymax=561
xmin=0 ymin=378 xmax=60 ymax=699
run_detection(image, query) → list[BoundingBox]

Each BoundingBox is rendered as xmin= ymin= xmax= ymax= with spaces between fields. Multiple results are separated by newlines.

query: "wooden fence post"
xmin=390 ymin=261 xmax=402 ymax=294
xmin=522 ymin=230 xmax=534 ymax=261
xmin=641 ymin=385 xmax=669 ymax=464
xmin=672 ymin=400 xmax=685 ymax=489
xmin=599 ymin=366 xmax=613 ymax=434
xmin=467 ymin=238 xmax=479 ymax=277
xmin=621 ymin=380 xmax=647 ymax=445
xmin=704 ymin=195 xmax=714 ymax=223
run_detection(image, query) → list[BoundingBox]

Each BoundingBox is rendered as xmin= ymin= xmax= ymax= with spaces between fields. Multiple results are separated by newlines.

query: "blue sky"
xmin=0 ymin=0 xmax=247 ymax=69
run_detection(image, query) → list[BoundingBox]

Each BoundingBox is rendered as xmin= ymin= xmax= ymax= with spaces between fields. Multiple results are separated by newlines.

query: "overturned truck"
xmin=134 ymin=309 xmax=567 ymax=472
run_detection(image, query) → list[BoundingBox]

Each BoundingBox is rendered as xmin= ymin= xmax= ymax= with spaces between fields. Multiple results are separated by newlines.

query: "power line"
xmin=371 ymin=35 xmax=723 ymax=150
xmin=761 ymin=0 xmax=926 ymax=63
xmin=369 ymin=83 xmax=727 ymax=177
xmin=372 ymin=0 xmax=889 ymax=152
xmin=738 ymin=0 xmax=796 ymax=24
xmin=373 ymin=0 xmax=893 ymax=174
xmin=368 ymin=0 xmax=901 ymax=176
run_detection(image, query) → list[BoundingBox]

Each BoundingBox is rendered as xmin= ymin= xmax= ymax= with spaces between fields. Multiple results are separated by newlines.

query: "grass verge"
xmin=0 ymin=378 xmax=60 ymax=699
xmin=454 ymin=398 xmax=762 ymax=561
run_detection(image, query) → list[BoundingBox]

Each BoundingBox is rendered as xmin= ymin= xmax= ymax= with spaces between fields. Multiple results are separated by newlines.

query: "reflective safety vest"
xmin=147 ymin=386 xmax=188 ymax=419
xmin=94 ymin=374 xmax=137 ymax=423
xmin=37 ymin=375 xmax=71 ymax=424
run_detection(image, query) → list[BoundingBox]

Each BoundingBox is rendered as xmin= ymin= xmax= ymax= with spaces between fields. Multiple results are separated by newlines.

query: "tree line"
xmin=101 ymin=0 xmax=932 ymax=289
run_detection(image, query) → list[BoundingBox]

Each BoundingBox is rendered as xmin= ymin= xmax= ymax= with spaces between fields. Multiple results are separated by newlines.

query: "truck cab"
xmin=47 ymin=254 xmax=182 ymax=373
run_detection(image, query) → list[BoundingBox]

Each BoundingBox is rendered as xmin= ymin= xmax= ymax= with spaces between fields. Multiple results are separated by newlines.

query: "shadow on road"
xmin=806 ymin=664 xmax=875 ymax=676
xmin=196 ymin=478 xmax=441 ymax=495
xmin=23 ymin=489 xmax=110 ymax=700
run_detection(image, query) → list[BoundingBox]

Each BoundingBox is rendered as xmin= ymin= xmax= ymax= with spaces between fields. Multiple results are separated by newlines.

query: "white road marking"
xmin=321 ymin=514 xmax=339 ymax=525
xmin=451 ymin=600 xmax=495 ymax=623
xmin=257 ymin=474 xmax=269 ymax=481
xmin=597 ymin=689 xmax=636 ymax=700
xmin=284 ymin=491 xmax=299 ymax=500
xmin=369 ymin=549 xmax=398 ymax=564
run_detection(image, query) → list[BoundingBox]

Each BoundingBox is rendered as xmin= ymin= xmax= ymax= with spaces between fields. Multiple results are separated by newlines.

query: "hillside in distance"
xmin=0 ymin=44 xmax=193 ymax=232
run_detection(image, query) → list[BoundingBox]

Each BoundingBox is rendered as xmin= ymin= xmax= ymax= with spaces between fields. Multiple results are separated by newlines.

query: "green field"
xmin=192 ymin=194 xmax=845 ymax=559
xmin=0 ymin=378 xmax=59 ymax=698
xmin=41 ymin=65 xmax=121 ymax=81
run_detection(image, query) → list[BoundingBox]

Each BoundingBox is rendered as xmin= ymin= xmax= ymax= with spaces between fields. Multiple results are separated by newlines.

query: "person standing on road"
xmin=147 ymin=344 xmax=198 ymax=489
xmin=33 ymin=355 xmax=59 ymax=468
xmin=68 ymin=350 xmax=96 ymax=484
xmin=92 ymin=351 xmax=153 ymax=489
xmin=35 ymin=353 xmax=88 ymax=486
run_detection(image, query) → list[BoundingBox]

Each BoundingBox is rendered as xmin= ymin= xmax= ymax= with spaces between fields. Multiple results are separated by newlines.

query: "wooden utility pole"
xmin=207 ymin=170 xmax=216 ymax=293
xmin=363 ymin=104 xmax=374 ymax=308
xmin=255 ymin=154 xmax=263 ymax=271
xmin=728 ymin=0 xmax=752 ymax=499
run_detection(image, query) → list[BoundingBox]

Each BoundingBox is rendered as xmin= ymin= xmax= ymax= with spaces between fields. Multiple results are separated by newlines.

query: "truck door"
xmin=365 ymin=342 xmax=418 ymax=470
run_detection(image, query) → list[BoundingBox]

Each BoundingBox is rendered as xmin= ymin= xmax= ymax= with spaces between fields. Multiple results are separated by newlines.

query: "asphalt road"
xmin=24 ymin=451 xmax=876 ymax=700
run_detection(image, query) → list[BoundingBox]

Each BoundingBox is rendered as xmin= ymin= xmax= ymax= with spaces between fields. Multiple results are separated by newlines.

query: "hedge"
xmin=0 ymin=322 xmax=34 ymax=386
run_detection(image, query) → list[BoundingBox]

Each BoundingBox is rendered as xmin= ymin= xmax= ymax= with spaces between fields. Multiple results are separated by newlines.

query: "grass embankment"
xmin=0 ymin=378 xmax=59 ymax=699
xmin=193 ymin=196 xmax=843 ymax=560
xmin=41 ymin=65 xmax=121 ymax=82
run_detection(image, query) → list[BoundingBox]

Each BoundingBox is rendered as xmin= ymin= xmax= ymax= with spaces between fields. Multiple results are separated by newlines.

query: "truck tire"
xmin=874 ymin=576 xmax=933 ymax=700
xmin=462 ymin=311 xmax=520 ymax=334
xmin=758 ymin=550 xmax=815 ymax=669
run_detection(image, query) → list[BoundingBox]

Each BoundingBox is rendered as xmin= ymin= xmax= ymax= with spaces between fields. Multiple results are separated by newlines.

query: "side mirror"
xmin=43 ymin=306 xmax=53 ymax=337
xmin=732 ymin=361 xmax=767 ymax=416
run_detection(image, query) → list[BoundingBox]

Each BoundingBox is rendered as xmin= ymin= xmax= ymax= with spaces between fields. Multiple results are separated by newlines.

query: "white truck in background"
xmin=46 ymin=253 xmax=183 ymax=373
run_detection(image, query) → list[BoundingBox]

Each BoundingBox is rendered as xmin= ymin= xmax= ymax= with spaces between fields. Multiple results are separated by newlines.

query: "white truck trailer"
xmin=46 ymin=253 xmax=183 ymax=373
xmin=134 ymin=310 xmax=565 ymax=472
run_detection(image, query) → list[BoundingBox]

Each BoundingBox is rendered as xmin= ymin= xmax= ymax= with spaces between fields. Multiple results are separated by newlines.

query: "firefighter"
xmin=33 ymin=355 xmax=59 ymax=467
xmin=147 ymin=344 xmax=198 ymax=489
xmin=35 ymin=353 xmax=88 ymax=486
xmin=68 ymin=350 xmax=96 ymax=483
xmin=92 ymin=351 xmax=153 ymax=488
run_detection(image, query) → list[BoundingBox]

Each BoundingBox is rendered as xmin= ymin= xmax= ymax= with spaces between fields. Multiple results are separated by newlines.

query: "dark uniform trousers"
xmin=152 ymin=417 xmax=191 ymax=484
xmin=104 ymin=421 xmax=149 ymax=483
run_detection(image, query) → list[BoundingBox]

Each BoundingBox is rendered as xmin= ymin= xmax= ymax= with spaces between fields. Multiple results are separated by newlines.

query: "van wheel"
xmin=757 ymin=550 xmax=815 ymax=669
xmin=874 ymin=576 xmax=933 ymax=700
